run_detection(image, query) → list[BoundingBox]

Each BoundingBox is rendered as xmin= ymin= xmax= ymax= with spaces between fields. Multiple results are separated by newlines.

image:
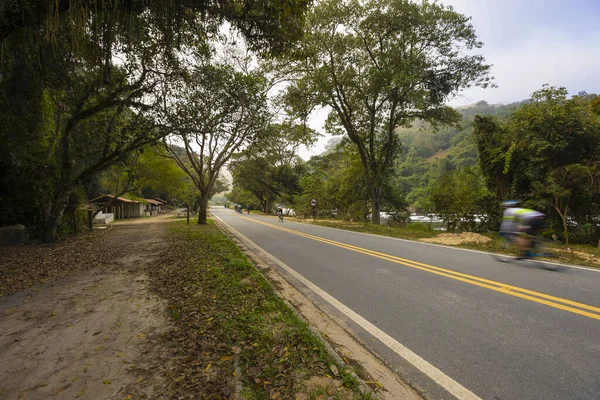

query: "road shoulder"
xmin=213 ymin=214 xmax=422 ymax=400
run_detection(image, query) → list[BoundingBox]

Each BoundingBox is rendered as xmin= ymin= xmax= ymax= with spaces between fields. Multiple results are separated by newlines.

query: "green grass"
xmin=171 ymin=214 xmax=195 ymax=220
xmin=146 ymin=219 xmax=368 ymax=398
xmin=296 ymin=218 xmax=440 ymax=240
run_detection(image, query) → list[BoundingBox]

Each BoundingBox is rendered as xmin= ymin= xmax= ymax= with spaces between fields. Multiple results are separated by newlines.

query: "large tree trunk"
xmin=371 ymin=186 xmax=382 ymax=225
xmin=562 ymin=216 xmax=569 ymax=247
xmin=71 ymin=209 xmax=78 ymax=233
xmin=554 ymin=197 xmax=570 ymax=247
xmin=42 ymin=189 xmax=71 ymax=243
xmin=42 ymin=211 xmax=62 ymax=243
xmin=261 ymin=200 xmax=267 ymax=214
xmin=556 ymin=210 xmax=569 ymax=247
xmin=197 ymin=192 xmax=209 ymax=225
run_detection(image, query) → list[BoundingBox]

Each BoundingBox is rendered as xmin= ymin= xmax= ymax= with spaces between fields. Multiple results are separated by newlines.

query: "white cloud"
xmin=452 ymin=29 xmax=600 ymax=105
xmin=444 ymin=0 xmax=600 ymax=104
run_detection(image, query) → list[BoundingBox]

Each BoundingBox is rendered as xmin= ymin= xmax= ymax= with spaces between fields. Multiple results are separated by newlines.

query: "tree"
xmin=0 ymin=0 xmax=311 ymax=241
xmin=429 ymin=166 xmax=491 ymax=232
xmin=0 ymin=5 xmax=175 ymax=241
xmin=225 ymin=187 xmax=258 ymax=209
xmin=474 ymin=86 xmax=600 ymax=245
xmin=472 ymin=115 xmax=515 ymax=201
xmin=276 ymin=0 xmax=493 ymax=224
xmin=295 ymin=143 xmax=370 ymax=220
xmin=0 ymin=26 xmax=167 ymax=241
xmin=230 ymin=157 xmax=281 ymax=213
xmin=94 ymin=147 xmax=188 ymax=217
xmin=165 ymin=63 xmax=269 ymax=224
xmin=229 ymin=123 xmax=315 ymax=213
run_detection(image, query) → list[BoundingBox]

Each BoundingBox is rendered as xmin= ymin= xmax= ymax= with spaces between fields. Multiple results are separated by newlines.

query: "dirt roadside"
xmin=1 ymin=211 xmax=423 ymax=399
xmin=0 ymin=215 xmax=174 ymax=400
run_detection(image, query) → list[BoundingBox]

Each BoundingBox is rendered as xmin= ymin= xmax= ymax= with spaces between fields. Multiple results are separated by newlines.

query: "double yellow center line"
xmin=241 ymin=215 xmax=600 ymax=321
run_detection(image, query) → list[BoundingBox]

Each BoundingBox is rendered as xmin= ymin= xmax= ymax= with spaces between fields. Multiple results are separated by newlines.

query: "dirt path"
xmin=0 ymin=214 xmax=174 ymax=400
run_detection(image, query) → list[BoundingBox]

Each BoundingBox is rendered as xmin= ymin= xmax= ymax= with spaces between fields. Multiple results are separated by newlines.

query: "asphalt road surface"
xmin=211 ymin=207 xmax=600 ymax=400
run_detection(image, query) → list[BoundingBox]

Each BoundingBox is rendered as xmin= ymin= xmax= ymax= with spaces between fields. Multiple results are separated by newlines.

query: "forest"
xmin=1 ymin=0 xmax=599 ymax=246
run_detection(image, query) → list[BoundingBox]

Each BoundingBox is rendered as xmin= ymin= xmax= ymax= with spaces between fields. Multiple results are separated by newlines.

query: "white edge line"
xmin=212 ymin=212 xmax=482 ymax=400
xmin=216 ymin=209 xmax=600 ymax=274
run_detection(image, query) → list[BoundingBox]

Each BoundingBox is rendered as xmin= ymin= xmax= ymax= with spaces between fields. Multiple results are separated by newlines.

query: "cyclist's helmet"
xmin=501 ymin=200 xmax=520 ymax=208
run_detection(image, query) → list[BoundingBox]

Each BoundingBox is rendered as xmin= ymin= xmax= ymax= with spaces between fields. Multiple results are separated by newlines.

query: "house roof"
xmin=118 ymin=197 xmax=137 ymax=203
xmin=154 ymin=198 xmax=167 ymax=204
xmin=144 ymin=198 xmax=163 ymax=205
xmin=89 ymin=195 xmax=139 ymax=204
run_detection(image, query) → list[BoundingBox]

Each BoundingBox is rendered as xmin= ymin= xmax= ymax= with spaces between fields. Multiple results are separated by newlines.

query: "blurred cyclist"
xmin=499 ymin=200 xmax=520 ymax=239
xmin=513 ymin=208 xmax=545 ymax=258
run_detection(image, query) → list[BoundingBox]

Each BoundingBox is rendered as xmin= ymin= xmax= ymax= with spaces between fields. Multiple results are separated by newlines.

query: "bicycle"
xmin=491 ymin=234 xmax=516 ymax=263
xmin=278 ymin=212 xmax=284 ymax=222
xmin=520 ymin=237 xmax=553 ymax=259
xmin=492 ymin=234 xmax=553 ymax=264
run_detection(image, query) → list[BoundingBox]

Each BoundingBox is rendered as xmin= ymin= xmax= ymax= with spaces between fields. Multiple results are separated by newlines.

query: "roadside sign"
xmin=310 ymin=198 xmax=318 ymax=207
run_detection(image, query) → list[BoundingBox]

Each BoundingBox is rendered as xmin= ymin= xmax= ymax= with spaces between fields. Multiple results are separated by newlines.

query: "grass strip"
xmin=147 ymin=219 xmax=372 ymax=399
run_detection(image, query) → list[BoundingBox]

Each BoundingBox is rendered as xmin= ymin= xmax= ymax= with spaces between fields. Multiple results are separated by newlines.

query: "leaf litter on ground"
xmin=143 ymin=220 xmax=365 ymax=399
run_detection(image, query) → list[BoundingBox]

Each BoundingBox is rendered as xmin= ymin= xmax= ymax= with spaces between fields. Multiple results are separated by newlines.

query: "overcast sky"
xmin=298 ymin=0 xmax=600 ymax=159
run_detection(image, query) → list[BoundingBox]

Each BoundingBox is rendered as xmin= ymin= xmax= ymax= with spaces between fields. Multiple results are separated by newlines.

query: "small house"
xmin=154 ymin=198 xmax=168 ymax=212
xmin=144 ymin=198 xmax=164 ymax=215
xmin=89 ymin=195 xmax=145 ymax=221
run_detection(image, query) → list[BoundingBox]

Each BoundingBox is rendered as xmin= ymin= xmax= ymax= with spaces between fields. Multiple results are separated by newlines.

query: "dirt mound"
xmin=554 ymin=249 xmax=600 ymax=266
xmin=421 ymin=232 xmax=491 ymax=245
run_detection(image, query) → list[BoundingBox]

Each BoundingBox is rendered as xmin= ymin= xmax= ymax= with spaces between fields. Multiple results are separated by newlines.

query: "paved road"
xmin=211 ymin=208 xmax=600 ymax=400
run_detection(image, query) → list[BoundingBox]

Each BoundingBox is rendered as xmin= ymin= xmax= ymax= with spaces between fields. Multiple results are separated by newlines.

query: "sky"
xmin=298 ymin=0 xmax=600 ymax=159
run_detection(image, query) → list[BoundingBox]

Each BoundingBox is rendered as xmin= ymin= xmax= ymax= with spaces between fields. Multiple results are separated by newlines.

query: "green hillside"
xmin=393 ymin=100 xmax=527 ymax=212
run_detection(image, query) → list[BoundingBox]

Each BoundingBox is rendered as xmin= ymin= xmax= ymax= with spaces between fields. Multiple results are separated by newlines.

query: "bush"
xmin=406 ymin=222 xmax=431 ymax=232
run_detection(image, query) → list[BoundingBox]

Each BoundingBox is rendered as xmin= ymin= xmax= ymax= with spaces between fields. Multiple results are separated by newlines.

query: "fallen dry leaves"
xmin=0 ymin=228 xmax=118 ymax=297
xmin=0 ymin=218 xmax=362 ymax=399
xmin=143 ymin=222 xmax=361 ymax=399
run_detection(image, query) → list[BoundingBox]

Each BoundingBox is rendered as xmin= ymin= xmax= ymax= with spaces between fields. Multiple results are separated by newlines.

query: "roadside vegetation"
xmin=228 ymin=88 xmax=600 ymax=251
xmin=6 ymin=0 xmax=597 ymax=253
xmin=0 ymin=0 xmax=310 ymax=242
xmin=148 ymin=220 xmax=372 ymax=399
xmin=277 ymin=217 xmax=600 ymax=268
xmin=0 ymin=216 xmax=376 ymax=399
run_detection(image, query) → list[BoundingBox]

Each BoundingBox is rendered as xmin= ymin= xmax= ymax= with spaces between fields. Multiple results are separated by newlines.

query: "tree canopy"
xmin=0 ymin=0 xmax=310 ymax=56
xmin=274 ymin=0 xmax=493 ymax=224
xmin=165 ymin=61 xmax=270 ymax=224
xmin=228 ymin=122 xmax=315 ymax=213
xmin=474 ymin=86 xmax=600 ymax=245
xmin=0 ymin=0 xmax=312 ymax=240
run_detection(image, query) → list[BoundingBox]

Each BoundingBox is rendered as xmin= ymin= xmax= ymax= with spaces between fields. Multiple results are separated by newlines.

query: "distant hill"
xmin=392 ymin=100 xmax=527 ymax=210
xmin=397 ymin=100 xmax=526 ymax=159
